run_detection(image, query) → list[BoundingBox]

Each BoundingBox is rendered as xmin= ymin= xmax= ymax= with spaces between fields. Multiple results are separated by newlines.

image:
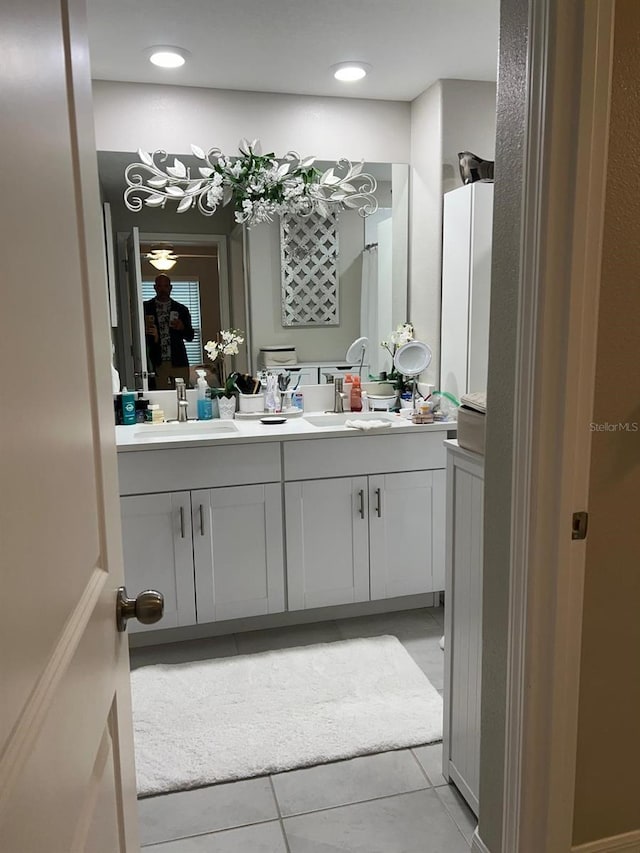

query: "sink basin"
xmin=303 ymin=412 xmax=397 ymax=428
xmin=134 ymin=420 xmax=239 ymax=437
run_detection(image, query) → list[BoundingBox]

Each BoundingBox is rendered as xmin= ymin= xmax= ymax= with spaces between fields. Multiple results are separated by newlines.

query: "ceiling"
xmin=86 ymin=0 xmax=499 ymax=102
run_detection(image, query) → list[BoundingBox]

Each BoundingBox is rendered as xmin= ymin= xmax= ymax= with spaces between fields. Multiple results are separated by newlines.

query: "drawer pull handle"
xmin=199 ymin=504 xmax=205 ymax=536
xmin=375 ymin=488 xmax=382 ymax=518
xmin=179 ymin=506 xmax=185 ymax=538
xmin=358 ymin=489 xmax=365 ymax=519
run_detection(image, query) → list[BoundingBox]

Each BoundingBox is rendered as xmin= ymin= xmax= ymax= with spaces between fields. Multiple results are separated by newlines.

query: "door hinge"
xmin=572 ymin=511 xmax=588 ymax=540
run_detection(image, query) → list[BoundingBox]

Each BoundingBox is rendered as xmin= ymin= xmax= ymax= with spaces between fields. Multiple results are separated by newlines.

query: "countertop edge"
xmin=115 ymin=419 xmax=457 ymax=452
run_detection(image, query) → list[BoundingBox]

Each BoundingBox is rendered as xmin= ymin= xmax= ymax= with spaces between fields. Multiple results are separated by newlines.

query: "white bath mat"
xmin=131 ymin=635 xmax=442 ymax=797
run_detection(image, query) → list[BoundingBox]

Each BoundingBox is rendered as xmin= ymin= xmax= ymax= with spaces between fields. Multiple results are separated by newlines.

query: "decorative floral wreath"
xmin=124 ymin=138 xmax=378 ymax=228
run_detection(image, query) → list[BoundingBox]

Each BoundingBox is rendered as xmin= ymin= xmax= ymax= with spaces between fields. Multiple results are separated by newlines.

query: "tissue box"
xmin=457 ymin=392 xmax=486 ymax=456
xmin=258 ymin=346 xmax=297 ymax=368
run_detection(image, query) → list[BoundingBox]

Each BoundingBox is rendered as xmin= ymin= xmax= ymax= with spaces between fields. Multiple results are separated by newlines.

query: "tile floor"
xmin=131 ymin=607 xmax=477 ymax=851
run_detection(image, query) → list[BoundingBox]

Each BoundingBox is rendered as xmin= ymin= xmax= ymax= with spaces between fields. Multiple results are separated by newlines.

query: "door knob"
xmin=116 ymin=586 xmax=164 ymax=632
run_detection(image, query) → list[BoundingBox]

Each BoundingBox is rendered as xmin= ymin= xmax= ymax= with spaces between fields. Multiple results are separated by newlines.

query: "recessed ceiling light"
xmin=146 ymin=46 xmax=189 ymax=69
xmin=332 ymin=62 xmax=371 ymax=82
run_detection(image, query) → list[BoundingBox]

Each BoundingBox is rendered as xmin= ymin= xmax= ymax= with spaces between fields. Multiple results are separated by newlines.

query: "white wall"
xmin=441 ymin=79 xmax=497 ymax=193
xmin=408 ymin=79 xmax=497 ymax=387
xmin=92 ymin=81 xmax=411 ymax=163
xmin=409 ymin=82 xmax=443 ymax=385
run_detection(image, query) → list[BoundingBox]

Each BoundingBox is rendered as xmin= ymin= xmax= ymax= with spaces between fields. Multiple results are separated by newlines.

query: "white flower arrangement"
xmin=381 ymin=323 xmax=415 ymax=390
xmin=124 ymin=139 xmax=378 ymax=228
xmin=204 ymin=329 xmax=245 ymax=396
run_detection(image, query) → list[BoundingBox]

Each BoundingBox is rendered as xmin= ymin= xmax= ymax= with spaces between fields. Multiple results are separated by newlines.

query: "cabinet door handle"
xmin=179 ymin=506 xmax=185 ymax=538
xmin=199 ymin=504 xmax=205 ymax=536
xmin=375 ymin=488 xmax=382 ymax=518
xmin=358 ymin=489 xmax=365 ymax=519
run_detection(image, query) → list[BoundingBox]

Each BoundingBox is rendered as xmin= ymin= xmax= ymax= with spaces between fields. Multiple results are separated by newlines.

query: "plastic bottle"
xmin=121 ymin=387 xmax=136 ymax=425
xmin=350 ymin=376 xmax=362 ymax=412
xmin=361 ymin=390 xmax=370 ymax=413
xmin=196 ymin=369 xmax=213 ymax=420
xmin=147 ymin=403 xmax=165 ymax=423
xmin=343 ymin=374 xmax=353 ymax=412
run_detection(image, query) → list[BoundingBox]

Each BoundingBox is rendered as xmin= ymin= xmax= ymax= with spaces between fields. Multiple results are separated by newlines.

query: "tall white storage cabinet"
xmin=443 ymin=440 xmax=484 ymax=817
xmin=440 ymin=183 xmax=494 ymax=400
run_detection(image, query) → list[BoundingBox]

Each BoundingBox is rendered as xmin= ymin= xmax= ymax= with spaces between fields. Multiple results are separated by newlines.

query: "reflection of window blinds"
xmin=142 ymin=281 xmax=203 ymax=364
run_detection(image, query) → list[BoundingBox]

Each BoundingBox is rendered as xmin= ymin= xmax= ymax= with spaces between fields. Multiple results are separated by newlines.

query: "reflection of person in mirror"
xmin=143 ymin=274 xmax=195 ymax=389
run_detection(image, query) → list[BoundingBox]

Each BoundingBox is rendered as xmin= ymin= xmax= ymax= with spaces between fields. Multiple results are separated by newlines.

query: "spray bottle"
xmin=196 ymin=370 xmax=213 ymax=420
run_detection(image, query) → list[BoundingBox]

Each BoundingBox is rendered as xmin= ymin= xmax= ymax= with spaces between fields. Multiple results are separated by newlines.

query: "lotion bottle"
xmin=121 ymin=387 xmax=136 ymax=425
xmin=343 ymin=374 xmax=353 ymax=412
xmin=350 ymin=376 xmax=362 ymax=412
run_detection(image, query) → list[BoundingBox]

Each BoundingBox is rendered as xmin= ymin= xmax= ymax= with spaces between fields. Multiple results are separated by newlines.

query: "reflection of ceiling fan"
xmin=144 ymin=243 xmax=217 ymax=271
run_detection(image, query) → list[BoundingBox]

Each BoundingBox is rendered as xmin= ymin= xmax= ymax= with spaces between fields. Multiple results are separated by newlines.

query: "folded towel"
xmin=344 ymin=419 xmax=391 ymax=431
xmin=460 ymin=391 xmax=486 ymax=414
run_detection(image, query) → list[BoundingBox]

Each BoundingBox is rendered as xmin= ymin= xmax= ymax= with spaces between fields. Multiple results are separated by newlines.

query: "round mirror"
xmin=393 ymin=340 xmax=432 ymax=377
xmin=345 ymin=336 xmax=368 ymax=363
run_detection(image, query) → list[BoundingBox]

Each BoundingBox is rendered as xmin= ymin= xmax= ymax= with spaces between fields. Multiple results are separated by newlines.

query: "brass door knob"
xmin=116 ymin=586 xmax=164 ymax=632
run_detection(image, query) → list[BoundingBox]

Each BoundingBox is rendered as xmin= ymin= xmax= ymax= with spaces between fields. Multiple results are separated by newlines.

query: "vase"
xmin=217 ymin=395 xmax=236 ymax=420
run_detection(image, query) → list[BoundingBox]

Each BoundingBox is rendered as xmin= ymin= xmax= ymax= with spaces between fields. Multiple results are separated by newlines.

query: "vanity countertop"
xmin=115 ymin=413 xmax=456 ymax=452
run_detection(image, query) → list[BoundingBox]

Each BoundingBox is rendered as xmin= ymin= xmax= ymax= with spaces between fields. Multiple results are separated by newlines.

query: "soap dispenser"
xmin=196 ymin=369 xmax=213 ymax=420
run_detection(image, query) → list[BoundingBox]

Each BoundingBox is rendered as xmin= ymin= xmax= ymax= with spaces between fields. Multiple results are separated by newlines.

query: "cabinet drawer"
xmin=118 ymin=442 xmax=280 ymax=495
xmin=284 ymin=432 xmax=447 ymax=481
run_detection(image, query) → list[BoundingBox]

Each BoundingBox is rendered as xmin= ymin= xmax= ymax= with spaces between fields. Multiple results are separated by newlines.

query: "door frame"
xmin=483 ymin=2 xmax=616 ymax=852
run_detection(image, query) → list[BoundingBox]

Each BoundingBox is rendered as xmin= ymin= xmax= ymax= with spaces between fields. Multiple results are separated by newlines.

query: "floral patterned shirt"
xmin=155 ymin=300 xmax=171 ymax=362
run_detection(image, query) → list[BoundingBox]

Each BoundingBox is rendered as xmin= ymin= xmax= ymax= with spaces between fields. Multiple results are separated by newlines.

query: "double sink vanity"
xmin=116 ymin=413 xmax=456 ymax=639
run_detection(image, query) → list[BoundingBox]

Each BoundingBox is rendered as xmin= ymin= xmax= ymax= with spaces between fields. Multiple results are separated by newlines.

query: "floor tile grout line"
xmin=408 ymin=747 xmax=436 ymax=787
xmin=268 ymin=776 xmax=293 ymax=853
xmin=433 ymin=785 xmax=478 ymax=844
xmin=276 ymin=783 xmax=440 ymax=821
xmin=141 ymin=816 xmax=282 ymax=847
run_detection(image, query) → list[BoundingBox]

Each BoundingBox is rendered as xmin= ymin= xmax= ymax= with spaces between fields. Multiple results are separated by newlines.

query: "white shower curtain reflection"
xmin=361 ymin=213 xmax=393 ymax=378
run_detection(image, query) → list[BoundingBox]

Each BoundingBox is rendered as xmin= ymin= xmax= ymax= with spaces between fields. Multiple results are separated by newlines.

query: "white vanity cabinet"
xmin=117 ymin=443 xmax=284 ymax=630
xmin=120 ymin=491 xmax=196 ymax=633
xmin=192 ymin=484 xmax=285 ymax=622
xmin=283 ymin=432 xmax=448 ymax=611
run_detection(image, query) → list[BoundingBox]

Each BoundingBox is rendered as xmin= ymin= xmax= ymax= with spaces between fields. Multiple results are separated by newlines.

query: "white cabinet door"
xmin=120 ymin=492 xmax=196 ymax=632
xmin=285 ymin=477 xmax=370 ymax=610
xmin=369 ymin=470 xmax=446 ymax=599
xmin=443 ymin=444 xmax=484 ymax=816
xmin=193 ymin=484 xmax=285 ymax=622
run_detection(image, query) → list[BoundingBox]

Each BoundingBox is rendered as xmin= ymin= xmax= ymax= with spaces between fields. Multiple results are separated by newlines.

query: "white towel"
xmin=344 ymin=419 xmax=391 ymax=431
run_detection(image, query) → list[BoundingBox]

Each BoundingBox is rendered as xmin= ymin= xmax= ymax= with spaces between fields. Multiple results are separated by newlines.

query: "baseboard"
xmin=572 ymin=830 xmax=640 ymax=852
xmin=129 ymin=592 xmax=441 ymax=647
xmin=471 ymin=828 xmax=491 ymax=853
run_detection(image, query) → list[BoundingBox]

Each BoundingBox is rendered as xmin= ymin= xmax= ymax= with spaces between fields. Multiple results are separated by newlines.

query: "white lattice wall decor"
xmin=280 ymin=211 xmax=340 ymax=327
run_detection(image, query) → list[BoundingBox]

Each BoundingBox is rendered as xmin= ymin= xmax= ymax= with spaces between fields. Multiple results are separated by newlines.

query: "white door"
xmin=285 ymin=478 xmax=370 ymax=610
xmin=121 ymin=492 xmax=196 ymax=632
xmin=193 ymin=485 xmax=285 ymax=622
xmin=369 ymin=470 xmax=446 ymax=599
xmin=0 ymin=1 xmax=140 ymax=850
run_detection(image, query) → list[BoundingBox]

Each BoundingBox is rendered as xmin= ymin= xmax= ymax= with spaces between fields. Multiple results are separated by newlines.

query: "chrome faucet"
xmin=333 ymin=377 xmax=347 ymax=413
xmin=175 ymin=378 xmax=189 ymax=422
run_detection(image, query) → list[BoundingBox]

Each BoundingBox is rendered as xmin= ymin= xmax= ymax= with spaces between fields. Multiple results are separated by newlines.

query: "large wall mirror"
xmin=99 ymin=151 xmax=409 ymax=390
